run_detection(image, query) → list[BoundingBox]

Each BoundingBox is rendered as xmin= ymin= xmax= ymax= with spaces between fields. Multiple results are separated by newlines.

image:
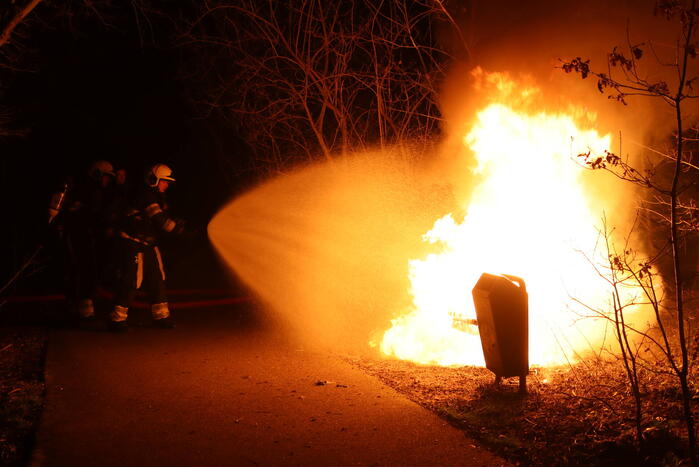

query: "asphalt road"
xmin=31 ymin=305 xmax=508 ymax=466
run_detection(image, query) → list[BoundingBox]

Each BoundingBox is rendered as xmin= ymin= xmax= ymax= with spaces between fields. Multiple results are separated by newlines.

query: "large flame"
xmin=209 ymin=69 xmax=651 ymax=365
xmin=380 ymin=72 xmax=647 ymax=367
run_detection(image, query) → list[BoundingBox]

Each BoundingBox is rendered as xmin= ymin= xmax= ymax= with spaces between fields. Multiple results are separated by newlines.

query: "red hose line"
xmin=4 ymin=292 xmax=251 ymax=308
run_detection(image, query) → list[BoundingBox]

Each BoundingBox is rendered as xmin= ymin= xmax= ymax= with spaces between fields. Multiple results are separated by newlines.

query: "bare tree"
xmin=0 ymin=0 xmax=126 ymax=137
xmin=0 ymin=0 xmax=44 ymax=137
xmin=178 ymin=0 xmax=468 ymax=172
xmin=575 ymin=217 xmax=681 ymax=448
xmin=562 ymin=1 xmax=699 ymax=463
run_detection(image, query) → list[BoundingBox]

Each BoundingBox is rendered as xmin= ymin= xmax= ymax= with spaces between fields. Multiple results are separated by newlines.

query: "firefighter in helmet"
xmin=48 ymin=160 xmax=115 ymax=322
xmin=109 ymin=163 xmax=184 ymax=332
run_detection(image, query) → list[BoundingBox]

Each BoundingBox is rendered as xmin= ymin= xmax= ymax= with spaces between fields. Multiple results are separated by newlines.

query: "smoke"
xmin=454 ymin=0 xmax=696 ymax=144
xmin=439 ymin=0 xmax=698 ymax=256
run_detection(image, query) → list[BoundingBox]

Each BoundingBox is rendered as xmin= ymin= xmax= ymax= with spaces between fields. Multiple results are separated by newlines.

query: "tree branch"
xmin=0 ymin=0 xmax=44 ymax=48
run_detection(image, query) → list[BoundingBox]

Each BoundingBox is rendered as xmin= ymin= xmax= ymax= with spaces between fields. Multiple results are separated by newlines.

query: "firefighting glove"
xmin=44 ymin=219 xmax=64 ymax=241
xmin=173 ymin=218 xmax=187 ymax=235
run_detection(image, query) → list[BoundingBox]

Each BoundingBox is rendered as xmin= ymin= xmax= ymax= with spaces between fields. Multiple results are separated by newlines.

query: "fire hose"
xmin=0 ymin=245 xmax=44 ymax=301
xmin=2 ymin=289 xmax=251 ymax=310
xmin=0 ymin=234 xmax=247 ymax=311
xmin=0 ymin=185 xmax=66 ymax=303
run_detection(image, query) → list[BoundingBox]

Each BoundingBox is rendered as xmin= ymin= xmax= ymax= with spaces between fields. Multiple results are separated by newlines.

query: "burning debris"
xmin=314 ymin=380 xmax=349 ymax=388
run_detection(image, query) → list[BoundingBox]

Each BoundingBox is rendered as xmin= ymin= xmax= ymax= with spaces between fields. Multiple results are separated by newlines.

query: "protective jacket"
xmin=48 ymin=177 xmax=113 ymax=318
xmin=118 ymin=186 xmax=182 ymax=247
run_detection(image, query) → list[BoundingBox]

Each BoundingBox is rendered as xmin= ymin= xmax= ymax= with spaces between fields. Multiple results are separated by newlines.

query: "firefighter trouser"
xmin=110 ymin=239 xmax=170 ymax=322
xmin=62 ymin=229 xmax=97 ymax=317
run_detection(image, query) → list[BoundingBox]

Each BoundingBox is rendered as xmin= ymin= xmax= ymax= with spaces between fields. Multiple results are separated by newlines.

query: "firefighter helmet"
xmin=89 ymin=160 xmax=115 ymax=180
xmin=146 ymin=163 xmax=176 ymax=187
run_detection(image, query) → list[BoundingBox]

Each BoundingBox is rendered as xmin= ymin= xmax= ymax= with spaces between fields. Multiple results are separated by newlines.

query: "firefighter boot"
xmin=108 ymin=305 xmax=129 ymax=333
xmin=77 ymin=298 xmax=96 ymax=319
xmin=152 ymin=302 xmax=175 ymax=329
xmin=76 ymin=298 xmax=97 ymax=329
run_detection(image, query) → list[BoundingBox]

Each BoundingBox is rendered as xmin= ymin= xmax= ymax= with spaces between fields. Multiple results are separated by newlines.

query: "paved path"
xmin=31 ymin=306 xmax=508 ymax=466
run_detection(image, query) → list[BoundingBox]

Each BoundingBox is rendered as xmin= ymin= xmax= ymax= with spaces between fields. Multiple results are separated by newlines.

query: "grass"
xmin=349 ymin=354 xmax=696 ymax=466
xmin=0 ymin=327 xmax=46 ymax=467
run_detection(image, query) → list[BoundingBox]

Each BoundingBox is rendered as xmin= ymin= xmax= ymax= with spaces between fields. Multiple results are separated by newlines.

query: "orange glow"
xmin=379 ymin=71 xmax=649 ymax=367
xmin=209 ymin=69 xmax=651 ymax=367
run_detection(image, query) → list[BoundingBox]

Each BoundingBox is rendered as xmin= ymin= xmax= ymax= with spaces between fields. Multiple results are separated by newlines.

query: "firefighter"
xmin=101 ymin=166 xmax=130 ymax=289
xmin=48 ymin=160 xmax=115 ymax=322
xmin=109 ymin=163 xmax=184 ymax=332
